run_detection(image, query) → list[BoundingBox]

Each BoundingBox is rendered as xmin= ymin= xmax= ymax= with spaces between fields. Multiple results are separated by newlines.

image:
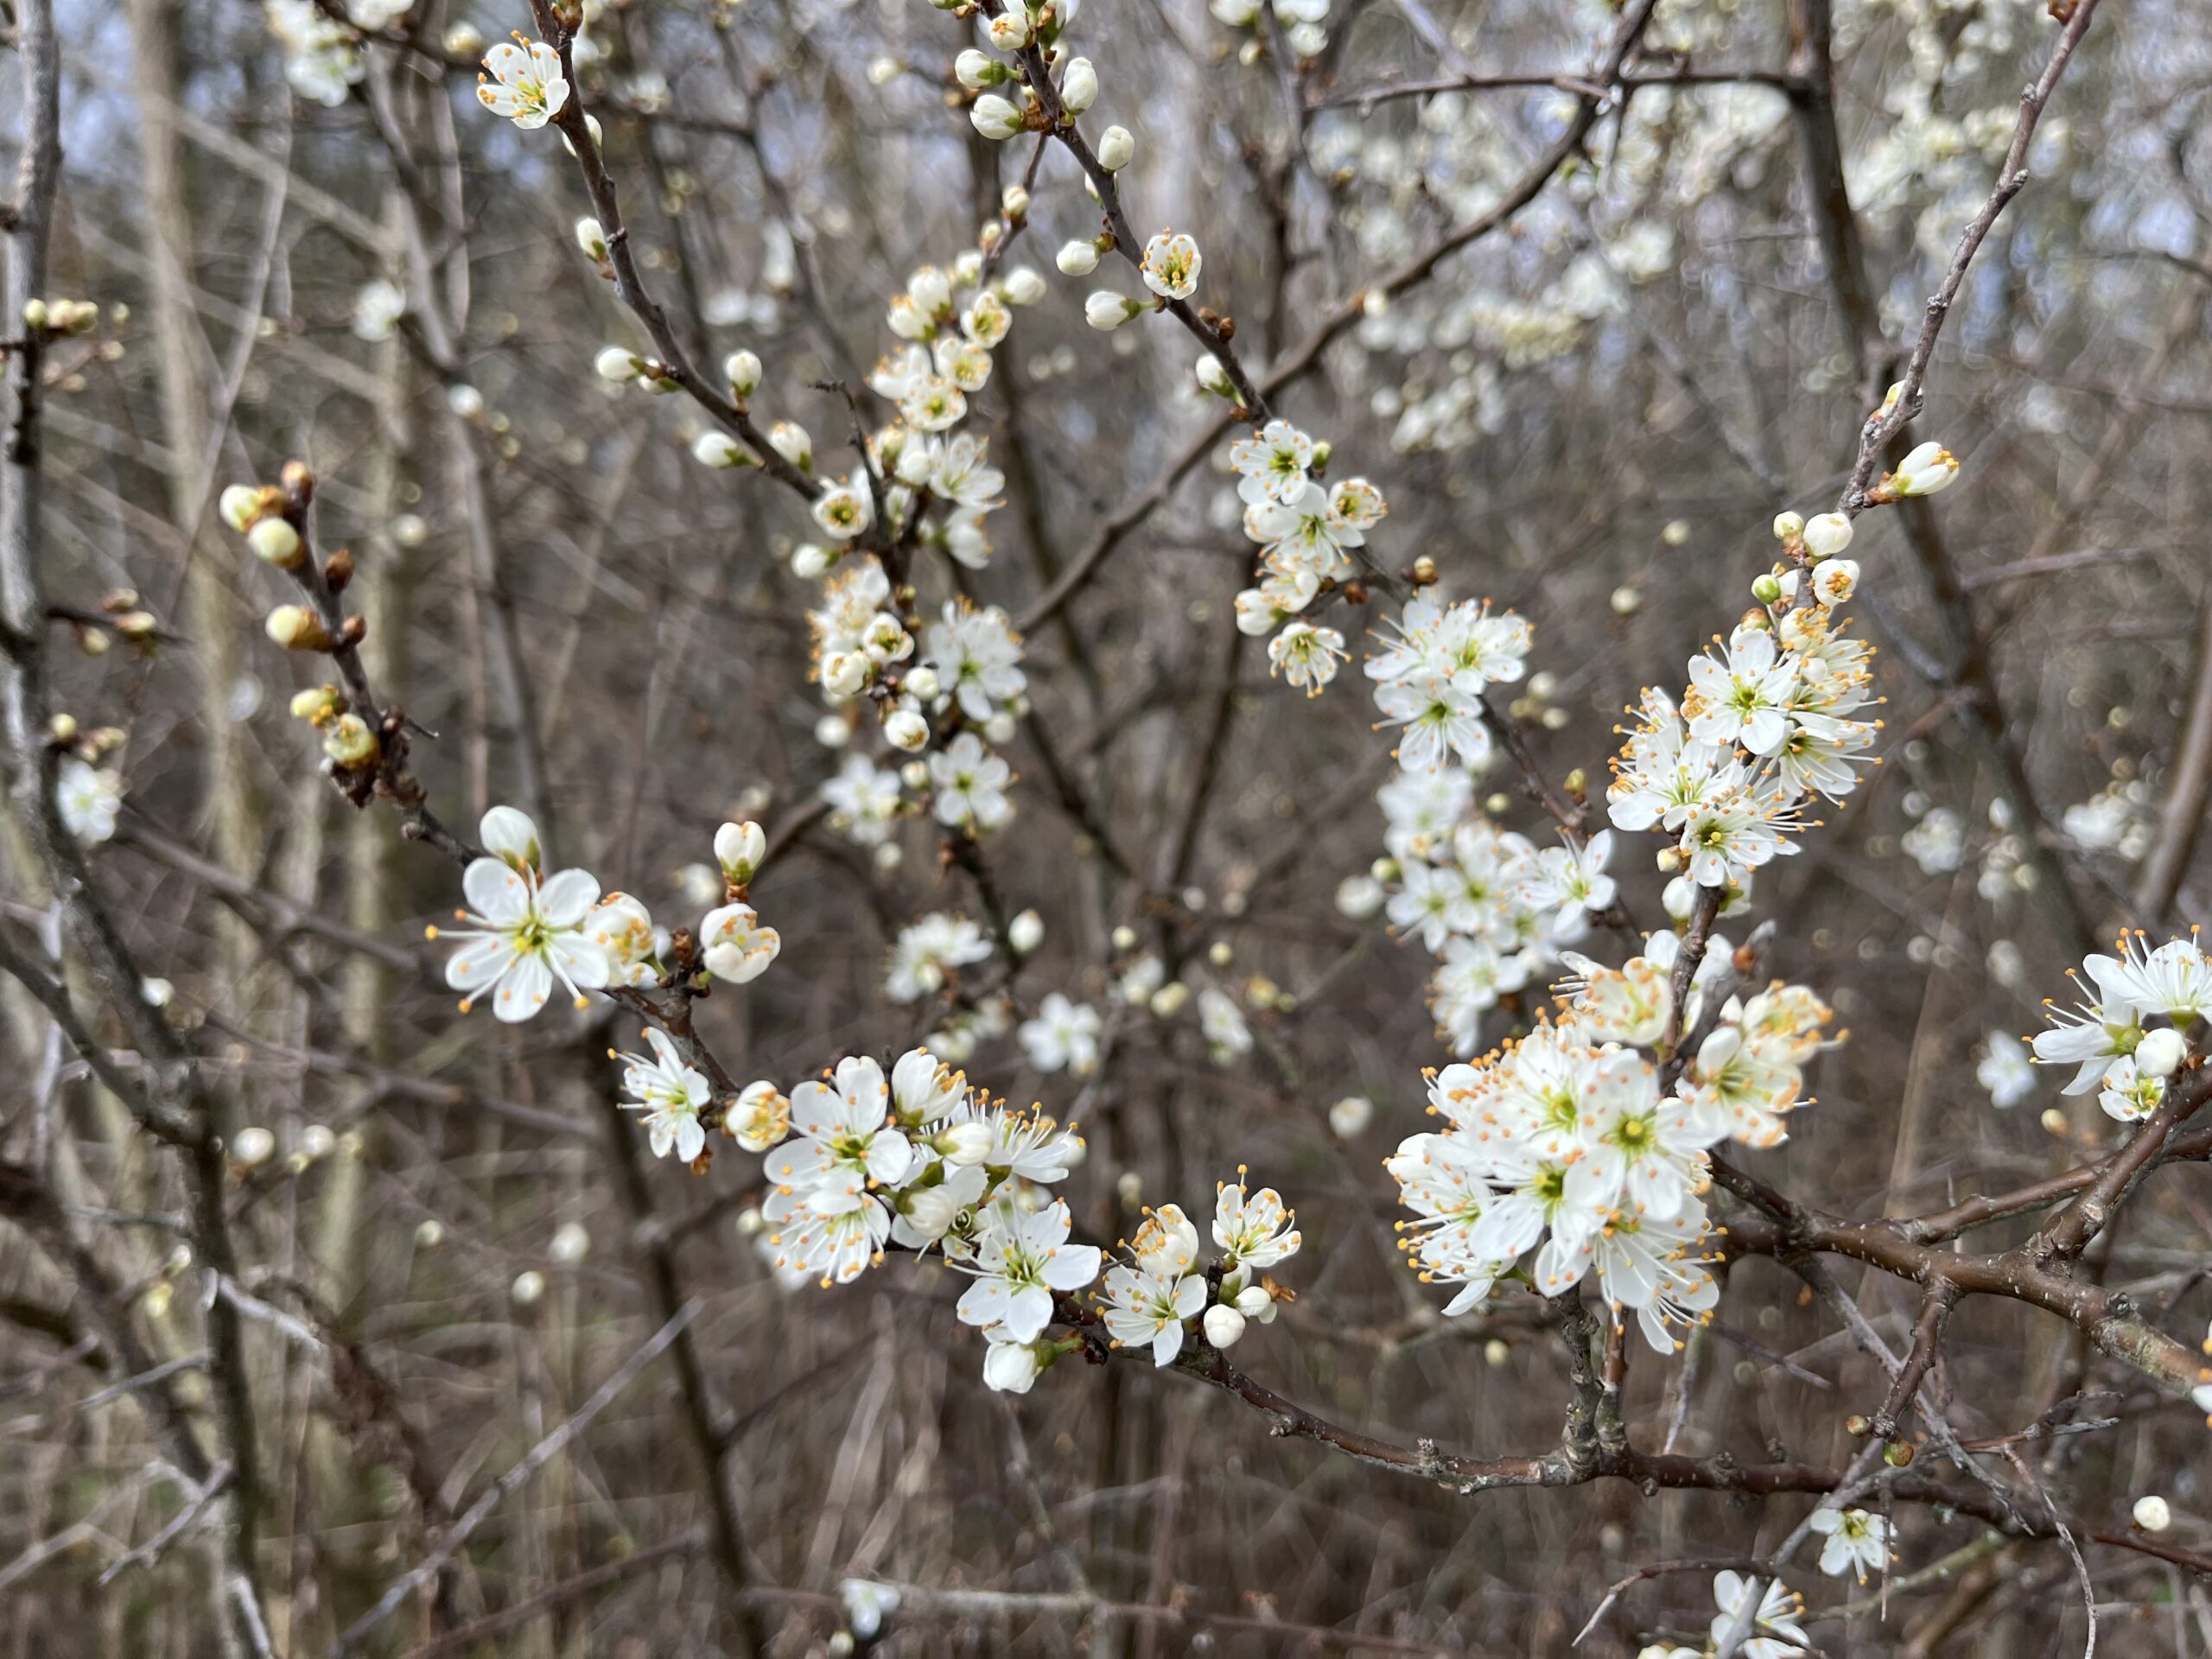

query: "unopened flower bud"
xmin=219 ymin=484 xmax=264 ymax=531
xmin=2134 ymin=1494 xmax=2172 ymax=1532
xmin=1751 ymin=573 xmax=1783 ymax=606
xmin=575 ymin=216 xmax=607 ymax=259
xmin=1233 ymin=1283 xmax=1272 ymax=1319
xmin=1008 ymin=908 xmax=1044 ymax=953
xmin=511 ymin=1269 xmax=545 ymax=1306
xmin=248 ymin=517 xmax=303 ymax=568
xmin=769 ymin=421 xmax=813 ymax=471
xmin=1203 ymin=1303 xmax=1246 ymax=1349
xmin=1001 ymin=264 xmax=1045 ymax=306
xmin=1802 ymin=512 xmax=1853 ymax=560
xmin=982 ymin=1339 xmax=1040 ymax=1394
xmin=715 ymin=819 xmax=766 ymax=886
xmin=940 ymin=1120 xmax=995 ymax=1166
xmin=969 ymin=92 xmax=1024 ymax=141
xmin=232 ymin=1126 xmax=276 ymax=1167
xmin=885 ymin=708 xmax=930 ymax=751
xmin=724 ymin=349 xmax=761 ymax=397
xmin=1771 ymin=511 xmax=1804 ymax=541
xmin=1059 ymin=56 xmax=1098 ymax=112
xmin=955 ymin=48 xmax=1003 ymax=91
xmin=264 ymin=605 xmax=331 ymax=651
xmin=1057 ymin=239 xmax=1101 ymax=276
xmin=986 ymin=11 xmax=1030 ymax=48
xmin=1328 ymin=1094 xmax=1374 ymax=1137
xmin=594 ymin=346 xmax=642 ymax=384
xmin=550 ymin=1222 xmax=591 ymax=1265
xmin=1085 ymin=291 xmax=1142 ymax=331
xmin=692 ymin=429 xmax=751 ymax=468
xmin=904 ymin=664 xmax=942 ymax=701
xmin=2136 ymin=1027 xmax=2188 ymax=1078
xmin=1096 ymin=124 xmax=1135 ymax=170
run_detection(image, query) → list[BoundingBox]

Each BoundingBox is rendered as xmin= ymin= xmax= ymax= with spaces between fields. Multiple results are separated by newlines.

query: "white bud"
xmin=940 ymin=1120 xmax=995 ymax=1166
xmin=1001 ymin=265 xmax=1046 ymax=306
xmin=1203 ymin=1303 xmax=1247 ymax=1349
xmin=415 ymin=1217 xmax=445 ymax=1249
xmin=768 ymin=421 xmax=813 ymax=470
xmin=247 ymin=517 xmax=302 ymax=567
xmin=1008 ymin=909 xmax=1045 ymax=953
xmin=724 ymin=349 xmax=761 ymax=396
xmin=594 ymin=346 xmax=641 ymax=384
xmin=446 ymin=383 xmax=484 ymax=419
xmin=1085 ymin=291 xmax=1141 ymax=331
xmin=1802 ymin=512 xmax=1853 ymax=560
xmin=955 ymin=48 xmax=999 ymax=90
xmin=1334 ymin=874 xmax=1384 ymax=919
xmin=2136 ymin=1027 xmax=2188 ymax=1078
xmin=300 ymin=1124 xmax=335 ymax=1160
xmin=1328 ymin=1095 xmax=1374 ymax=1138
xmin=986 ymin=11 xmax=1030 ymax=49
xmin=1233 ymin=1283 xmax=1272 ymax=1319
xmin=219 ymin=485 xmax=262 ymax=531
xmin=1001 ymin=184 xmax=1033 ymax=219
xmin=691 ymin=429 xmax=747 ymax=468
xmin=1096 ymin=124 xmax=1135 ymax=170
xmin=1056 ymin=239 xmax=1101 ymax=276
xmin=969 ymin=92 xmax=1024 ymax=141
xmin=1197 ymin=354 xmax=1230 ymax=394
xmin=2133 ymin=1494 xmax=2172 ymax=1532
xmin=549 ymin=1222 xmax=591 ymax=1265
xmin=232 ymin=1126 xmax=276 ymax=1167
xmin=982 ymin=1339 xmax=1040 ymax=1394
xmin=1059 ymin=56 xmax=1098 ymax=113
xmin=983 ymin=710 xmax=1017 ymax=746
xmin=1771 ymin=511 xmax=1804 ymax=541
xmin=715 ymin=820 xmax=766 ymax=885
xmin=815 ymin=714 xmax=851 ymax=749
xmin=904 ymin=664 xmax=942 ymax=701
xmin=885 ymin=708 xmax=930 ymax=752
xmin=791 ymin=543 xmax=835 ymax=580
xmin=574 ymin=216 xmax=607 ymax=259
xmin=510 ymin=1269 xmax=545 ymax=1306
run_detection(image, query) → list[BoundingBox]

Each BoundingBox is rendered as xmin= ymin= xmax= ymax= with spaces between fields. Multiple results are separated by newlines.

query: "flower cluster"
xmin=1386 ymin=946 xmax=1834 ymax=1350
xmin=2030 ymin=931 xmax=2207 ymax=1122
xmin=432 ymin=809 xmax=780 ymax=1023
xmin=1365 ymin=594 xmax=1530 ymax=772
xmin=1096 ymin=1171 xmax=1300 ymax=1366
xmin=1607 ymin=506 xmax=1885 ymax=893
xmin=729 ymin=1043 xmax=1104 ymax=1393
xmin=1231 ymin=420 xmax=1389 ymax=695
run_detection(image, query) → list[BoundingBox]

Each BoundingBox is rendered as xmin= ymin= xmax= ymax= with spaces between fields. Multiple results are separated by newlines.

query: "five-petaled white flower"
xmin=1097 ymin=1262 xmax=1206 ymax=1365
xmin=57 ymin=757 xmax=124 ymax=845
xmin=1212 ymin=1173 xmax=1300 ymax=1269
xmin=477 ymin=37 xmax=569 ymax=129
xmin=436 ymin=810 xmax=609 ymax=1021
xmin=1810 ymin=1507 xmax=1890 ymax=1583
xmin=1140 ymin=231 xmax=1201 ymax=301
xmin=1020 ymin=992 xmax=1103 ymax=1076
xmin=619 ymin=1027 xmax=712 ymax=1163
xmin=954 ymin=1198 xmax=1102 ymax=1342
